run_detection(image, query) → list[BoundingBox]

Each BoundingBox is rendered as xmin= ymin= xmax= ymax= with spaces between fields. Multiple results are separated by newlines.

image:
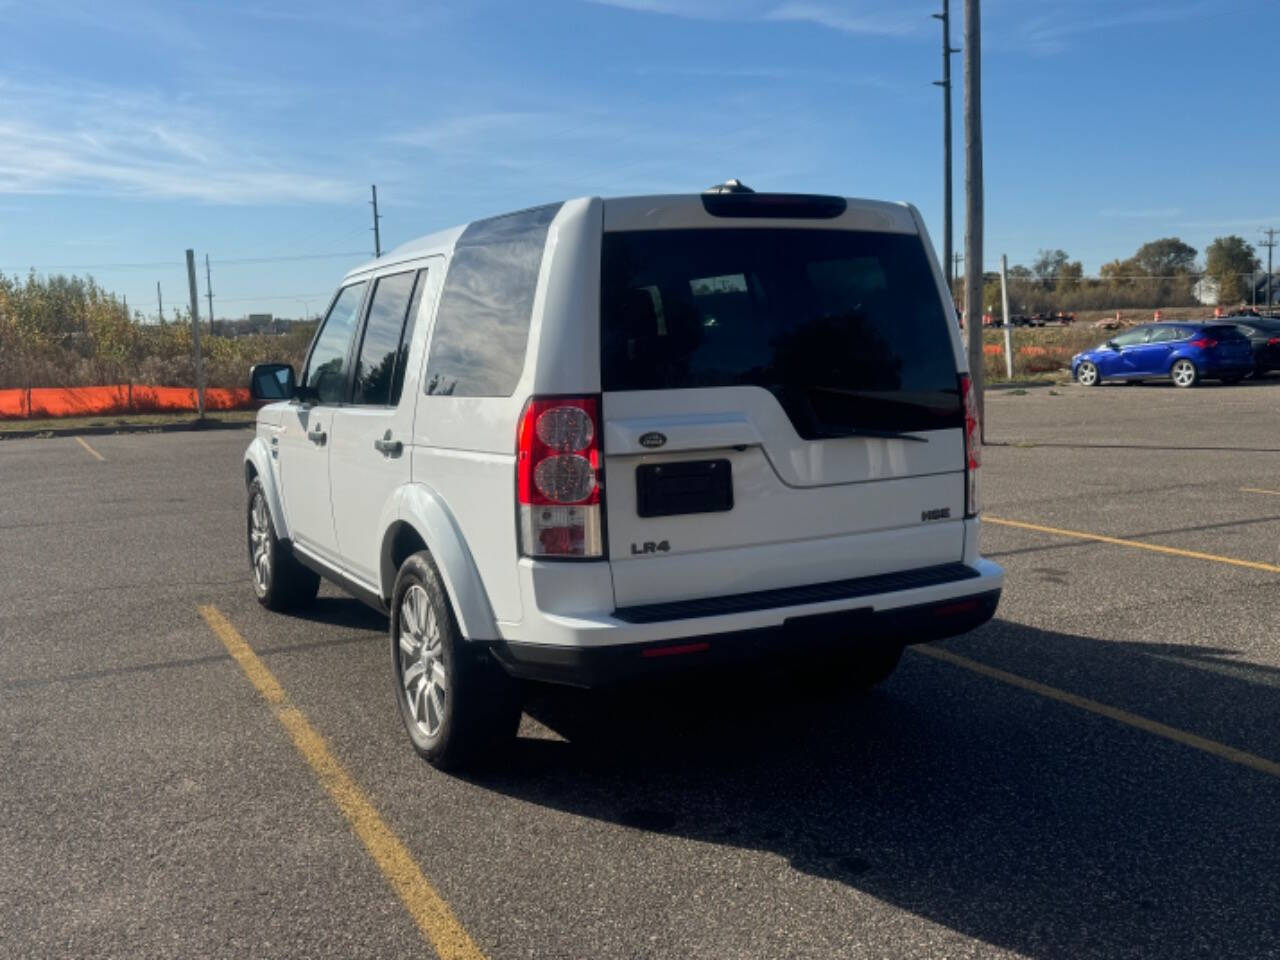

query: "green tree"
xmin=1205 ymin=236 xmax=1260 ymax=304
xmin=1057 ymin=260 xmax=1084 ymax=290
xmin=1032 ymin=249 xmax=1070 ymax=287
xmin=1132 ymin=237 xmax=1197 ymax=277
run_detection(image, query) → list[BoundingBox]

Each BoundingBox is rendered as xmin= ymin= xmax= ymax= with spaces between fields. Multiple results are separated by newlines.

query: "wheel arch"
xmin=245 ymin=437 xmax=290 ymax=542
xmin=380 ymin=484 xmax=500 ymax=642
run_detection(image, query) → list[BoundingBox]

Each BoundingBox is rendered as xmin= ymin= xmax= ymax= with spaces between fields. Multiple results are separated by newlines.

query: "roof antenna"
xmin=703 ymin=178 xmax=754 ymax=194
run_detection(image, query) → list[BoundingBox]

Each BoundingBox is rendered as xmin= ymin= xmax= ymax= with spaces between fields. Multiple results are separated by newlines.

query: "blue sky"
xmin=0 ymin=0 xmax=1275 ymax=319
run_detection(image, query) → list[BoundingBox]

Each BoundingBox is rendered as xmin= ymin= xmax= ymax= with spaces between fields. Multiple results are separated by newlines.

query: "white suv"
xmin=245 ymin=185 xmax=1003 ymax=768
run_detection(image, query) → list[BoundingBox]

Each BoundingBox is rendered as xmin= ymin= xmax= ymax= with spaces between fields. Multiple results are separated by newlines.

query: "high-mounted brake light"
xmin=516 ymin=396 xmax=604 ymax=558
xmin=960 ymin=374 xmax=981 ymax=517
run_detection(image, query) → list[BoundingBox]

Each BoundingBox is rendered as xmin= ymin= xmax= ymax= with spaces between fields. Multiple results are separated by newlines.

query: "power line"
xmin=0 ymin=250 xmax=371 ymax=273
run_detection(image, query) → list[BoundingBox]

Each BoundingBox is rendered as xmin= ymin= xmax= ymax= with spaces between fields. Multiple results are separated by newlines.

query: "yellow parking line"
xmin=198 ymin=605 xmax=488 ymax=960
xmin=74 ymin=436 xmax=105 ymax=461
xmin=915 ymin=645 xmax=1280 ymax=778
xmin=1241 ymin=487 xmax=1280 ymax=497
xmin=985 ymin=515 xmax=1280 ymax=575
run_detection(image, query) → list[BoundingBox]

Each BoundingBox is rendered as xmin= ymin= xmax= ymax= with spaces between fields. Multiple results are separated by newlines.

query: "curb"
xmin=0 ymin=418 xmax=255 ymax=440
xmin=986 ymin=379 xmax=1061 ymax=390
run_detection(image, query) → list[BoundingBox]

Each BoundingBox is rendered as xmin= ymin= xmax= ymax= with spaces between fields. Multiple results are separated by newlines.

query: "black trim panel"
xmin=291 ymin=544 xmax=388 ymax=614
xmin=614 ymin=562 xmax=980 ymax=624
xmin=490 ymin=589 xmax=1000 ymax=688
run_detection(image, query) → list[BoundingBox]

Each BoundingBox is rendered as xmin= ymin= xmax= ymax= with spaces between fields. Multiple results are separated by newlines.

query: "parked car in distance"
xmin=243 ymin=185 xmax=1004 ymax=769
xmin=1072 ymin=322 xmax=1255 ymax=388
xmin=1010 ymin=310 xmax=1075 ymax=327
xmin=1227 ymin=315 xmax=1280 ymax=376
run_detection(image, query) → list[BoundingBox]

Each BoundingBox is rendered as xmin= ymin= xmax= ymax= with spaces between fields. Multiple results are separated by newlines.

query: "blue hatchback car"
xmin=1072 ymin=322 xmax=1254 ymax=388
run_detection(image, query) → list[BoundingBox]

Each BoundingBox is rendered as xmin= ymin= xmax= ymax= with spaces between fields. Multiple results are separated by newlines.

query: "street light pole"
xmin=964 ymin=0 xmax=984 ymax=438
xmin=933 ymin=0 xmax=960 ymax=304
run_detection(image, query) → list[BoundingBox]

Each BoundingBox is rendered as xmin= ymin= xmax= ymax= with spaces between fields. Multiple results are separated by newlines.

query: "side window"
xmin=424 ymin=202 xmax=563 ymax=397
xmin=303 ymin=282 xmax=366 ymax=404
xmin=351 ymin=270 xmax=420 ymax=406
xmin=1148 ymin=326 xmax=1178 ymax=343
xmin=392 ymin=271 xmax=429 ymax=404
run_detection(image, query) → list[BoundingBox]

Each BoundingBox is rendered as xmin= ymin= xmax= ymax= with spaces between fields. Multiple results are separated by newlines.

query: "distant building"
xmin=1193 ymin=277 xmax=1220 ymax=306
xmin=1249 ymin=273 xmax=1280 ymax=307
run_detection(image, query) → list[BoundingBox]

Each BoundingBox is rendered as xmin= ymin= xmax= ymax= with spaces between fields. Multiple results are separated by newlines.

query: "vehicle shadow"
xmin=464 ymin=620 xmax=1279 ymax=959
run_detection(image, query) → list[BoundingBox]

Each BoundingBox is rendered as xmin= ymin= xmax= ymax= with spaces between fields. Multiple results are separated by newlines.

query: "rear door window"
xmin=303 ymin=281 xmax=367 ymax=404
xmin=351 ymin=270 xmax=421 ymax=406
xmin=601 ymin=228 xmax=960 ymax=436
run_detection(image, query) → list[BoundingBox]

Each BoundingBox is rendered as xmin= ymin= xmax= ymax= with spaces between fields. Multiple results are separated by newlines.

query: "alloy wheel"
xmin=1171 ymin=360 xmax=1197 ymax=388
xmin=249 ymin=492 xmax=272 ymax=591
xmin=398 ymin=584 xmax=447 ymax=738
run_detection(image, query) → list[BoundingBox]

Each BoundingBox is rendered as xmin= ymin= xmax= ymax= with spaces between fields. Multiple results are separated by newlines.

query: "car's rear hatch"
xmin=1202 ymin=325 xmax=1254 ymax=364
xmin=600 ymin=197 xmax=967 ymax=610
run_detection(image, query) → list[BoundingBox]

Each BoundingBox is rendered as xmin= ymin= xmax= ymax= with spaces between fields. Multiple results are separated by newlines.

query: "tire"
xmin=1076 ymin=361 xmax=1099 ymax=387
xmin=390 ymin=551 xmax=521 ymax=770
xmin=1170 ymin=358 xmax=1199 ymax=388
xmin=247 ymin=477 xmax=320 ymax=610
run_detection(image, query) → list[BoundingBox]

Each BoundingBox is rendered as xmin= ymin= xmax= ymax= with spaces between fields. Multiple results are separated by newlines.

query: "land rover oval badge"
xmin=639 ymin=431 xmax=667 ymax=449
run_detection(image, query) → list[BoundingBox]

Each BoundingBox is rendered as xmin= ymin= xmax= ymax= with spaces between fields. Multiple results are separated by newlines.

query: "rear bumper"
xmin=489 ymin=561 xmax=1002 ymax=687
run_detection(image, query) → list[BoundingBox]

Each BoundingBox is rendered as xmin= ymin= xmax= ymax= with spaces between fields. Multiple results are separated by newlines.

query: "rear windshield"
xmin=600 ymin=228 xmax=961 ymax=436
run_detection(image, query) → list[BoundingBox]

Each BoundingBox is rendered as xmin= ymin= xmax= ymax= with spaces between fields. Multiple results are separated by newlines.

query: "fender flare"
xmin=244 ymin=436 xmax=290 ymax=542
xmin=381 ymin=483 xmax=499 ymax=641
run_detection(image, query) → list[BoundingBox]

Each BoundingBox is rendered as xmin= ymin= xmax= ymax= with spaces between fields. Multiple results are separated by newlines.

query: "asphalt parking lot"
xmin=2 ymin=381 xmax=1278 ymax=959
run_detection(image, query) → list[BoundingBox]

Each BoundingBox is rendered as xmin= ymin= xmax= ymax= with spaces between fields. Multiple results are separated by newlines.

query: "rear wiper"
xmin=810 ymin=427 xmax=929 ymax=443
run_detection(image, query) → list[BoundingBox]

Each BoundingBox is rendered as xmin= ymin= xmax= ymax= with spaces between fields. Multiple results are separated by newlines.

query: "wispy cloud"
xmin=583 ymin=0 xmax=928 ymax=36
xmin=381 ymin=97 xmax=839 ymax=205
xmin=1100 ymin=207 xmax=1184 ymax=219
xmin=994 ymin=0 xmax=1213 ymax=55
xmin=624 ymin=63 xmax=913 ymax=93
xmin=0 ymin=79 xmax=358 ymax=204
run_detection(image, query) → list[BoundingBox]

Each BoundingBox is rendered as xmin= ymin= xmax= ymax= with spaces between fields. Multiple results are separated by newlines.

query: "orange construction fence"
xmin=0 ymin=384 xmax=253 ymax=419
xmin=983 ymin=345 xmax=1073 ymax=358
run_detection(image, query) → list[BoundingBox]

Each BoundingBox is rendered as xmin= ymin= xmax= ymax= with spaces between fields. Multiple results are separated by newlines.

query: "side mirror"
xmin=1107 ymin=340 xmax=1120 ymax=351
xmin=249 ymin=363 xmax=297 ymax=401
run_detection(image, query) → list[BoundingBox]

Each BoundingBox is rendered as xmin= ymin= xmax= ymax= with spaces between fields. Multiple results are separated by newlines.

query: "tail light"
xmin=1268 ymin=338 xmax=1279 ymax=347
xmin=1189 ymin=337 xmax=1218 ymax=349
xmin=960 ymin=374 xmax=981 ymax=517
xmin=516 ymin=396 xmax=604 ymax=558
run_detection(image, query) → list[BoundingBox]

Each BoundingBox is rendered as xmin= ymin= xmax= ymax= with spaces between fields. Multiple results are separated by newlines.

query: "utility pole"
xmin=205 ymin=253 xmax=215 ymax=337
xmin=964 ymin=0 xmax=984 ymax=438
xmin=1000 ymin=254 xmax=1012 ymax=381
xmin=156 ymin=281 xmax=163 ymax=325
xmin=1262 ymin=228 xmax=1277 ymax=310
xmin=371 ymin=184 xmax=383 ymax=258
xmin=186 ymin=249 xmax=206 ymax=418
xmin=952 ymin=253 xmax=964 ymax=307
xmin=933 ymin=0 xmax=960 ymax=302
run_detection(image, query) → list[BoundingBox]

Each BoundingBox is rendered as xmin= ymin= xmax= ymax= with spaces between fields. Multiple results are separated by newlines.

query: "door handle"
xmin=307 ymin=426 xmax=327 ymax=446
xmin=373 ymin=431 xmax=403 ymax=456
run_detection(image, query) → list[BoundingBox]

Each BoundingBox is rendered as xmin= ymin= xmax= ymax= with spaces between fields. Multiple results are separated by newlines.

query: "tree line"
xmin=0 ymin=271 xmax=314 ymax=391
xmin=972 ymin=234 xmax=1266 ymax=314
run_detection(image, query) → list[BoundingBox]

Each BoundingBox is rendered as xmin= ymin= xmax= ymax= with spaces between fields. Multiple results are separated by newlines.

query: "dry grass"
xmin=0 ymin=409 xmax=257 ymax=435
